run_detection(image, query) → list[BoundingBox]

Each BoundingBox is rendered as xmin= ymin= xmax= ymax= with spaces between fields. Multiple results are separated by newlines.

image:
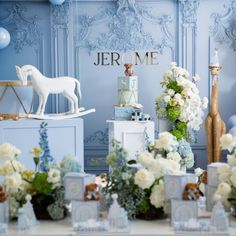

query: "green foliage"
xmin=32 ymin=173 xmax=53 ymax=195
xmin=171 ymin=129 xmax=183 ymax=140
xmin=166 ymin=81 xmax=183 ymax=94
xmin=228 ymin=187 xmax=236 ymax=207
xmin=167 ymin=107 xmax=180 ymax=121
xmin=176 ymin=121 xmax=187 ymax=133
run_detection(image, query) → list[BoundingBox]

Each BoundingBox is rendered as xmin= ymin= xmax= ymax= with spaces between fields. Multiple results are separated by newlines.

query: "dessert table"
xmin=6 ymin=218 xmax=236 ymax=236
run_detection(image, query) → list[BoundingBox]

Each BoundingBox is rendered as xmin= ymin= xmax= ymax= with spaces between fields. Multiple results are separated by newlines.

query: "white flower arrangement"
xmin=156 ymin=62 xmax=208 ymax=140
xmin=215 ymin=133 xmax=236 ymax=209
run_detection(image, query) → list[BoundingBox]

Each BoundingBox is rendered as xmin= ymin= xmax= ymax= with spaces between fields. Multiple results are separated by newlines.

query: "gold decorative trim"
xmin=0 ymin=81 xmax=32 ymax=87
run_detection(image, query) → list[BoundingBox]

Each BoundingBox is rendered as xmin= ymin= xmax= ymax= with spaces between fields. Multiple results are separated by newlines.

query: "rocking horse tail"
xmin=74 ymin=79 xmax=82 ymax=99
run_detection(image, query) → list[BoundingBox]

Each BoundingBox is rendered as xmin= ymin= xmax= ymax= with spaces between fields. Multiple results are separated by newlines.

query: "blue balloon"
xmin=49 ymin=0 xmax=65 ymax=5
xmin=0 ymin=27 xmax=10 ymax=49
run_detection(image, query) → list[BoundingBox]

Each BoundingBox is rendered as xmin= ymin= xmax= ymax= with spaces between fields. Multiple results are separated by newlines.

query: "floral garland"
xmin=156 ymin=62 xmax=208 ymax=140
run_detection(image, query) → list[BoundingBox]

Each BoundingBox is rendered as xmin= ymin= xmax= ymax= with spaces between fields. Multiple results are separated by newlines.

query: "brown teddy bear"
xmin=0 ymin=185 xmax=8 ymax=203
xmin=124 ymin=63 xmax=134 ymax=77
xmin=182 ymin=182 xmax=201 ymax=201
xmin=84 ymin=183 xmax=100 ymax=201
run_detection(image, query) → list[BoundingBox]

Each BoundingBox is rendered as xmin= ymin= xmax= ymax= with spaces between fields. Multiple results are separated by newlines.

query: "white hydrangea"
xmin=167 ymin=89 xmax=175 ymax=97
xmin=218 ymin=165 xmax=232 ymax=183
xmin=164 ymin=95 xmax=171 ymax=103
xmin=134 ymin=169 xmax=155 ymax=190
xmin=150 ymin=181 xmax=165 ymax=208
xmin=202 ymin=97 xmax=209 ymax=109
xmin=138 ymin=152 xmax=154 ymax=168
xmin=220 ymin=134 xmax=236 ymax=152
xmin=155 ymin=132 xmax=178 ymax=152
xmin=0 ymin=143 xmax=21 ymax=161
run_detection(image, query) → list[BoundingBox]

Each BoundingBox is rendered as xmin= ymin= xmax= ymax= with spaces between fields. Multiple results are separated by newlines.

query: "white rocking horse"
xmin=15 ymin=65 xmax=95 ymax=119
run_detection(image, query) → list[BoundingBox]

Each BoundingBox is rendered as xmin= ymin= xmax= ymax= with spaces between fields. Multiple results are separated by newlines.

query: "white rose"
xmin=220 ymin=134 xmax=236 ymax=152
xmin=218 ymin=165 xmax=232 ymax=182
xmin=230 ymin=171 xmax=236 ymax=188
xmin=194 ymin=167 xmax=204 ymax=177
xmin=6 ymin=173 xmax=22 ymax=192
xmin=192 ymin=74 xmax=201 ymax=82
xmin=163 ymin=71 xmax=173 ymax=81
xmin=155 ymin=132 xmax=178 ymax=152
xmin=138 ymin=152 xmax=154 ymax=168
xmin=170 ymin=62 xmax=177 ymax=68
xmin=0 ymin=143 xmax=16 ymax=160
xmin=150 ymin=181 xmax=165 ymax=208
xmin=47 ymin=168 xmax=61 ymax=185
xmin=167 ymin=89 xmax=175 ymax=96
xmin=0 ymin=160 xmax=24 ymax=176
xmin=164 ymin=95 xmax=171 ymax=103
xmin=134 ymin=169 xmax=155 ymax=190
xmin=227 ymin=154 xmax=236 ymax=166
xmin=215 ymin=182 xmax=231 ymax=200
xmin=166 ymin=152 xmax=181 ymax=163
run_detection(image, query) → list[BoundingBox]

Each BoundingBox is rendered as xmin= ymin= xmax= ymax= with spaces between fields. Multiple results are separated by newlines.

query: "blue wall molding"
xmin=75 ymin=0 xmax=174 ymax=57
xmin=210 ymin=0 xmax=236 ymax=51
xmin=84 ymin=129 xmax=109 ymax=146
xmin=0 ymin=3 xmax=42 ymax=54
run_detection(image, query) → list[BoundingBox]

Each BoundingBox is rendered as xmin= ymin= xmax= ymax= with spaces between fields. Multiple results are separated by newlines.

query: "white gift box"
xmin=72 ymin=201 xmax=100 ymax=223
xmin=64 ymin=172 xmax=96 ymax=201
xmin=171 ymin=200 xmax=198 ymax=225
xmin=206 ymin=185 xmax=217 ymax=212
xmin=164 ymin=173 xmax=197 ymax=200
xmin=207 ymin=162 xmax=228 ymax=187
xmin=0 ymin=201 xmax=8 ymax=224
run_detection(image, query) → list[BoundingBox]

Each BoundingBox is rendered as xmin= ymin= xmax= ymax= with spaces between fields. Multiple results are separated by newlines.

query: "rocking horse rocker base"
xmin=27 ymin=108 xmax=96 ymax=120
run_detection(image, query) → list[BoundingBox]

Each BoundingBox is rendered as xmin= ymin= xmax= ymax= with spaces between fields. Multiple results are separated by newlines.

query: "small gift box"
xmin=0 ymin=201 xmax=8 ymax=224
xmin=114 ymin=106 xmax=138 ymax=121
xmin=171 ymin=200 xmax=198 ymax=225
xmin=207 ymin=162 xmax=228 ymax=187
xmin=71 ymin=201 xmax=100 ymax=223
xmin=164 ymin=173 xmax=197 ymax=200
xmin=64 ymin=173 xmax=96 ymax=201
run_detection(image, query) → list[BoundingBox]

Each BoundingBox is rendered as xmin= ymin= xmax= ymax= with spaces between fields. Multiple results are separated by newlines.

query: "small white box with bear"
xmin=64 ymin=173 xmax=96 ymax=201
xmin=164 ymin=173 xmax=197 ymax=200
xmin=171 ymin=200 xmax=198 ymax=225
xmin=207 ymin=162 xmax=228 ymax=187
xmin=72 ymin=201 xmax=100 ymax=223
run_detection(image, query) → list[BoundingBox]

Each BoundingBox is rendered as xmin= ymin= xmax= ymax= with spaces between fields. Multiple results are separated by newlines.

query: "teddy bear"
xmin=0 ymin=185 xmax=8 ymax=203
xmin=124 ymin=63 xmax=134 ymax=77
xmin=84 ymin=183 xmax=100 ymax=201
xmin=182 ymin=182 xmax=201 ymax=201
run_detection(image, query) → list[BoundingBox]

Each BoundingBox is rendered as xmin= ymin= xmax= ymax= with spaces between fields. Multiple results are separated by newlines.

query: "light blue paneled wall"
xmin=0 ymin=0 xmax=236 ymax=173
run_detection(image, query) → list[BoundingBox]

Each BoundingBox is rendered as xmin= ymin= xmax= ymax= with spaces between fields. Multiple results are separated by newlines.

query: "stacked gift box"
xmin=64 ymin=173 xmax=99 ymax=224
xmin=206 ymin=162 xmax=228 ymax=211
xmin=164 ymin=173 xmax=198 ymax=225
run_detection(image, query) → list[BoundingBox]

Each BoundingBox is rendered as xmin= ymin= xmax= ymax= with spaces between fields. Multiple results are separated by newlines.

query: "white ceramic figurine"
xmin=15 ymin=65 xmax=95 ymax=119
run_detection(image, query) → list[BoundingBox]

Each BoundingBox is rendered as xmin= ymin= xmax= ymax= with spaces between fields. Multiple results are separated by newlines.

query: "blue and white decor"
xmin=71 ymin=201 xmax=100 ymax=223
xmin=164 ymin=173 xmax=197 ymax=200
xmin=207 ymin=163 xmax=228 ymax=187
xmin=171 ymin=200 xmax=198 ymax=225
xmin=64 ymin=172 xmax=96 ymax=201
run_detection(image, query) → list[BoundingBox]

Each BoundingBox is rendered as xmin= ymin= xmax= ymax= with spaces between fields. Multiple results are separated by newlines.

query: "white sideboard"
xmin=0 ymin=118 xmax=84 ymax=170
xmin=107 ymin=120 xmax=155 ymax=160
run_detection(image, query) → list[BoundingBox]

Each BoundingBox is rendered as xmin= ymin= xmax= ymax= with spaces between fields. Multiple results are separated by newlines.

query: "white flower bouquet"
xmin=156 ymin=62 xmax=208 ymax=140
xmin=0 ymin=143 xmax=81 ymax=220
xmin=215 ymin=133 xmax=236 ymax=209
xmin=104 ymin=132 xmax=193 ymax=219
